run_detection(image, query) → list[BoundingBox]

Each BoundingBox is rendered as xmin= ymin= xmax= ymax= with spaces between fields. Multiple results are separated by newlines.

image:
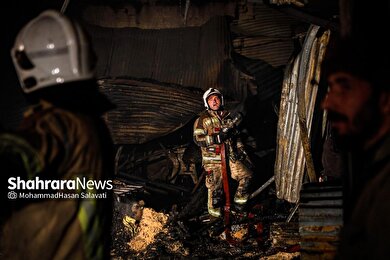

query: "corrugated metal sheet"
xmin=81 ymin=2 xmax=237 ymax=29
xmin=231 ymin=3 xmax=308 ymax=67
xmin=85 ymin=16 xmax=243 ymax=101
xmin=232 ymin=52 xmax=283 ymax=102
xmin=274 ymin=25 xmax=331 ymax=203
xmin=99 ymin=79 xmax=204 ymax=144
xmin=299 ymin=182 xmax=343 ymax=259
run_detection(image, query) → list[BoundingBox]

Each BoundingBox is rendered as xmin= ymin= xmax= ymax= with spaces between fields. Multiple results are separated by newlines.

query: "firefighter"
xmin=193 ymin=88 xmax=253 ymax=217
xmin=0 ymin=10 xmax=114 ymax=259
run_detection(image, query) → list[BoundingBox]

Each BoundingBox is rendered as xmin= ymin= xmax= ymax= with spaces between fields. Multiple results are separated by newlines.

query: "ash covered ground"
xmin=111 ymin=180 xmax=300 ymax=259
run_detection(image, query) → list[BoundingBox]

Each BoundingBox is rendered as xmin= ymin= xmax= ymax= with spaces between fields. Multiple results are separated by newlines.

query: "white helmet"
xmin=11 ymin=10 xmax=96 ymax=93
xmin=203 ymin=88 xmax=224 ymax=109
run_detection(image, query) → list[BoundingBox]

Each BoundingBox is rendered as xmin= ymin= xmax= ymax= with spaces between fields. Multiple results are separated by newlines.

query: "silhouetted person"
xmin=322 ymin=38 xmax=390 ymax=259
xmin=0 ymin=10 xmax=114 ymax=259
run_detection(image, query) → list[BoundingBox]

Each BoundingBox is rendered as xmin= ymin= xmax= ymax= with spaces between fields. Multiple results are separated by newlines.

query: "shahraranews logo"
xmin=7 ymin=176 xmax=113 ymax=200
xmin=8 ymin=176 xmax=113 ymax=190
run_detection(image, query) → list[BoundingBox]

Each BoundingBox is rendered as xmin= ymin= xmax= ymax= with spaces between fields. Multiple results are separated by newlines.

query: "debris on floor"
xmin=128 ymin=207 xmax=168 ymax=252
xmin=261 ymin=251 xmax=300 ymax=260
xmin=111 ymin=178 xmax=301 ymax=259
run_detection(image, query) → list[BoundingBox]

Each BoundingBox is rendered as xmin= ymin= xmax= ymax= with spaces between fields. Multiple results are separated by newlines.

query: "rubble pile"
xmin=128 ymin=208 xmax=168 ymax=252
xmin=111 ymin=185 xmax=301 ymax=259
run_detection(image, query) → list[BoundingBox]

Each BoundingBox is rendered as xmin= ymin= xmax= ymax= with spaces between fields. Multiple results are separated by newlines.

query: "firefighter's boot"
xmin=207 ymin=188 xmax=222 ymax=217
xmin=234 ymin=177 xmax=251 ymax=205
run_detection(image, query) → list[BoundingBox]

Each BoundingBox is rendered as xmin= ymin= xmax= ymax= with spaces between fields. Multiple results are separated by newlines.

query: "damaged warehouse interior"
xmin=1 ymin=0 xmax=389 ymax=259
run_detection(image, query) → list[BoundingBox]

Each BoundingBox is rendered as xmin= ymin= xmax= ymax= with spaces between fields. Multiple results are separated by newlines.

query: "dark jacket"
xmin=339 ymin=134 xmax=390 ymax=259
xmin=0 ymin=97 xmax=114 ymax=260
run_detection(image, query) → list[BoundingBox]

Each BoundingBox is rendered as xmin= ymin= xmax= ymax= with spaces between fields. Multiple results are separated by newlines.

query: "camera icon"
xmin=8 ymin=191 xmax=17 ymax=200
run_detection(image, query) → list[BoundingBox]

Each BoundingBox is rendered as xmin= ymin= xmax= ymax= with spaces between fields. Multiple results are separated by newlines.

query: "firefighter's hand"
xmin=213 ymin=130 xmax=231 ymax=144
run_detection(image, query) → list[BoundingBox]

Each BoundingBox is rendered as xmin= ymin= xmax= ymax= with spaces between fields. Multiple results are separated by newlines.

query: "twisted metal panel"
xmin=274 ymin=25 xmax=330 ymax=203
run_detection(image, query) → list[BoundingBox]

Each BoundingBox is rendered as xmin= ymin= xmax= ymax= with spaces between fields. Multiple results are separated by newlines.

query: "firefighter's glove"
xmin=213 ymin=128 xmax=232 ymax=144
xmin=230 ymin=112 xmax=243 ymax=127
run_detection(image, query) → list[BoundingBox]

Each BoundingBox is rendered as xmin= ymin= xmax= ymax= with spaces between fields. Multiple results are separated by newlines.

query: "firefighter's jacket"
xmin=193 ymin=110 xmax=252 ymax=190
xmin=0 ymin=100 xmax=113 ymax=260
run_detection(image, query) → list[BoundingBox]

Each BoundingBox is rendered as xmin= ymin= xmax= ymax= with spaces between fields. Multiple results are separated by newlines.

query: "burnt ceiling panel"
xmin=86 ymin=16 xmax=240 ymax=99
xmin=76 ymin=0 xmax=237 ymax=29
xmin=231 ymin=3 xmax=308 ymax=67
xmin=99 ymin=79 xmax=204 ymax=144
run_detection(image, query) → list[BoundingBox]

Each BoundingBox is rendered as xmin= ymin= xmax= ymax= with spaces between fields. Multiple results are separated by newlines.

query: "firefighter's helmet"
xmin=11 ymin=10 xmax=96 ymax=93
xmin=203 ymin=88 xmax=224 ymax=109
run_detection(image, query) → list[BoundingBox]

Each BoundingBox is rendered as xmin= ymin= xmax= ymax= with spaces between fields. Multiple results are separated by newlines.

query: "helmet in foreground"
xmin=11 ymin=10 xmax=96 ymax=93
